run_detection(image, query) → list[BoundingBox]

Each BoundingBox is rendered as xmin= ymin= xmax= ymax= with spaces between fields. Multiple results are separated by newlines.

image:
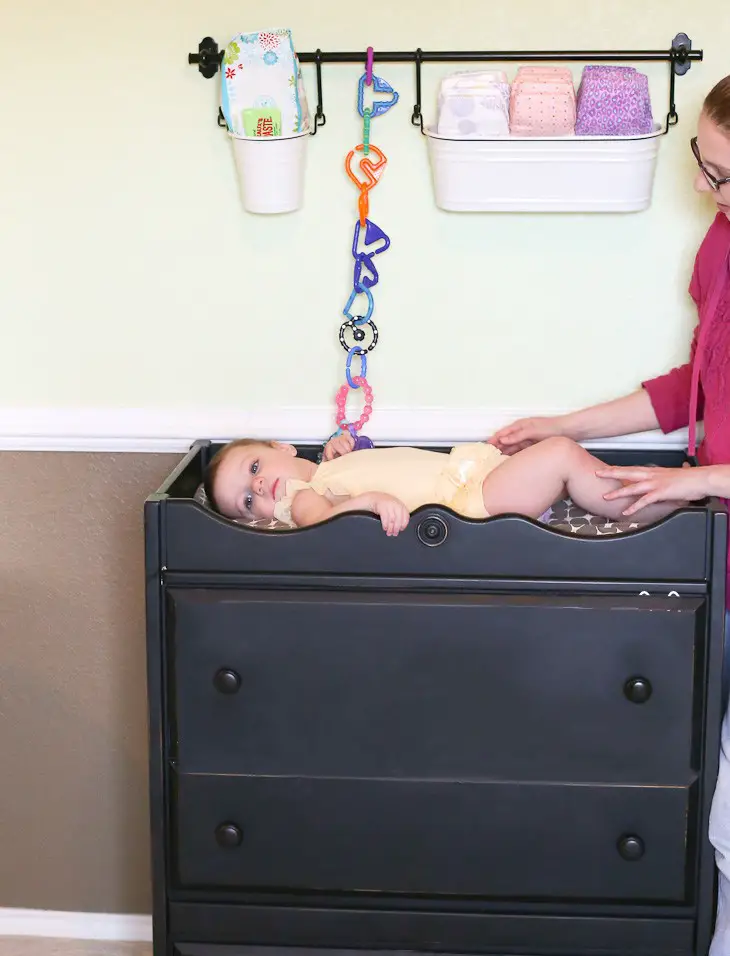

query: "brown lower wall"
xmin=0 ymin=452 xmax=179 ymax=914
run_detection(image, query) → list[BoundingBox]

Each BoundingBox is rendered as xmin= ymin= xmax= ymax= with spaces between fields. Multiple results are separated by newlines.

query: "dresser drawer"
xmin=172 ymin=770 xmax=693 ymax=901
xmin=172 ymin=920 xmax=696 ymax=956
xmin=168 ymin=589 xmax=703 ymax=782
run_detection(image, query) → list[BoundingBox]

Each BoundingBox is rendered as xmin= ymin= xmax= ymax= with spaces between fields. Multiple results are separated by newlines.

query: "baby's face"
xmin=213 ymin=442 xmax=302 ymax=520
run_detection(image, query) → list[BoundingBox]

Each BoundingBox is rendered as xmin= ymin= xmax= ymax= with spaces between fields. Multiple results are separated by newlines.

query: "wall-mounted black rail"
xmin=189 ymin=33 xmax=702 ymax=135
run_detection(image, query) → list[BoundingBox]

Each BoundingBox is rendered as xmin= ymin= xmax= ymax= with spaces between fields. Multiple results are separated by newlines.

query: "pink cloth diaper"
xmin=509 ymin=66 xmax=576 ymax=137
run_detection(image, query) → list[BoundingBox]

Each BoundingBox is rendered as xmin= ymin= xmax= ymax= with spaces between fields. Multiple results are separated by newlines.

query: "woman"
xmin=491 ymin=75 xmax=730 ymax=954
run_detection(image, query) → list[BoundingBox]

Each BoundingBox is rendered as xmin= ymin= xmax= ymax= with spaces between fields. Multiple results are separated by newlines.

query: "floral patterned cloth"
xmin=220 ymin=28 xmax=310 ymax=137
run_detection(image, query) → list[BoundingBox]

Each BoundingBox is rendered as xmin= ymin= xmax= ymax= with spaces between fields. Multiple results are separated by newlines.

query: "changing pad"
xmin=194 ymin=484 xmax=638 ymax=536
xmin=544 ymin=498 xmax=640 ymax=536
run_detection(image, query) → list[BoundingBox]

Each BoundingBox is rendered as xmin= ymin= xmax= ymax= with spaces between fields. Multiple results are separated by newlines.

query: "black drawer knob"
xmin=213 ymin=668 xmax=241 ymax=694
xmin=617 ymin=834 xmax=645 ymax=862
xmin=215 ymin=822 xmax=243 ymax=848
xmin=417 ymin=515 xmax=449 ymax=547
xmin=624 ymin=676 xmax=652 ymax=704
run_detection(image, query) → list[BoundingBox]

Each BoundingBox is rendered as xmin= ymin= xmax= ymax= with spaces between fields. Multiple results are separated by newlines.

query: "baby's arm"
xmin=322 ymin=432 xmax=355 ymax=461
xmin=290 ymin=488 xmax=409 ymax=536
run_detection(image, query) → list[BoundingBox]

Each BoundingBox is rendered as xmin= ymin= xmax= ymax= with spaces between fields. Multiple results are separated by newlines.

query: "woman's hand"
xmin=595 ymin=463 xmax=714 ymax=516
xmin=322 ymin=431 xmax=355 ymax=460
xmin=371 ymin=493 xmax=410 ymax=536
xmin=489 ymin=416 xmax=566 ymax=455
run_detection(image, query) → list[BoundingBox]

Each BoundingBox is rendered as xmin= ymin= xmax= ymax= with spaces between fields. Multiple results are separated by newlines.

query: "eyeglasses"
xmin=691 ymin=137 xmax=730 ymax=191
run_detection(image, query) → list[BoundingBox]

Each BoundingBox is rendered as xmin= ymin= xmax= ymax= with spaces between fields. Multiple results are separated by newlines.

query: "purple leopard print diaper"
xmin=575 ymin=65 xmax=654 ymax=136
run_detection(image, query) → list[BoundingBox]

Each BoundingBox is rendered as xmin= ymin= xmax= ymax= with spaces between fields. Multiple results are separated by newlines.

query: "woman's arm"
xmin=491 ymin=388 xmax=660 ymax=452
xmin=596 ymin=462 xmax=729 ymax=516
xmin=641 ymin=321 xmax=703 ymax=435
xmin=708 ymin=466 xmax=730 ymax=498
xmin=559 ymin=388 xmax=661 ymax=441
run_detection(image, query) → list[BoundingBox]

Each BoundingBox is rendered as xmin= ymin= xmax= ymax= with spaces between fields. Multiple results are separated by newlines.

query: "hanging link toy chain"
xmin=323 ymin=46 xmax=399 ymax=456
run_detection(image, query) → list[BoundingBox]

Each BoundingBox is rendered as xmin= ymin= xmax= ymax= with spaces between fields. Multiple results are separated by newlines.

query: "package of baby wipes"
xmin=220 ymin=28 xmax=310 ymax=137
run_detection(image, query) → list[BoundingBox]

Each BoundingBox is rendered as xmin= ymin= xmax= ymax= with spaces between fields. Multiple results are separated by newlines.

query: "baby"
xmin=203 ymin=433 xmax=686 ymax=535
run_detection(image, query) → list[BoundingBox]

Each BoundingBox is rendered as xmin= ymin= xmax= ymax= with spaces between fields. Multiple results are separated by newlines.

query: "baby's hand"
xmin=322 ymin=431 xmax=355 ymax=461
xmin=371 ymin=493 xmax=410 ymax=537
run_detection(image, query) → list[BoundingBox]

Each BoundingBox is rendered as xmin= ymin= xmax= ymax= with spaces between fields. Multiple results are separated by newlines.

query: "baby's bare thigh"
xmin=480 ymin=440 xmax=575 ymax=517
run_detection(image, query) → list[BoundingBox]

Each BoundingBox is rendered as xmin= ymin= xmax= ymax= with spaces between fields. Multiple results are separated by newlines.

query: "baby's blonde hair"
xmin=203 ymin=438 xmax=275 ymax=512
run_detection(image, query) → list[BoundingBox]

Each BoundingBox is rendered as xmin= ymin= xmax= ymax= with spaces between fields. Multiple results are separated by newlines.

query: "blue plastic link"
xmin=352 ymin=218 xmax=391 ymax=290
xmin=343 ymin=282 xmax=374 ymax=325
xmin=345 ymin=347 xmax=367 ymax=388
xmin=357 ymin=73 xmax=400 ymax=119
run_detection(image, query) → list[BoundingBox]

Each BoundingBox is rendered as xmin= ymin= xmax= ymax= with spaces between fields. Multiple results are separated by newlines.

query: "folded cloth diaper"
xmin=437 ymin=70 xmax=510 ymax=138
xmin=509 ymin=65 xmax=576 ymax=136
xmin=575 ymin=65 xmax=654 ymax=136
xmin=220 ymin=28 xmax=310 ymax=137
xmin=513 ymin=66 xmax=574 ymax=82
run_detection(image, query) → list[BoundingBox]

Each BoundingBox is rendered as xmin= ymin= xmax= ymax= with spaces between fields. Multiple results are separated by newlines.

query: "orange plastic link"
xmin=344 ymin=144 xmax=388 ymax=226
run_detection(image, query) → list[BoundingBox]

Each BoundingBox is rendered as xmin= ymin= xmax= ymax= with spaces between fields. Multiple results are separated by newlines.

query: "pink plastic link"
xmin=335 ymin=376 xmax=374 ymax=433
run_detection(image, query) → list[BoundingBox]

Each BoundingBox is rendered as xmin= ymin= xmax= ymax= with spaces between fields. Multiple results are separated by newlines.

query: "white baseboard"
xmin=0 ymin=406 xmax=692 ymax=453
xmin=0 ymin=907 xmax=152 ymax=941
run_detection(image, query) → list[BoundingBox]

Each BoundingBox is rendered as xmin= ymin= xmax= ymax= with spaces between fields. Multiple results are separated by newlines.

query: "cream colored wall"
xmin=1 ymin=1 xmax=728 ymax=422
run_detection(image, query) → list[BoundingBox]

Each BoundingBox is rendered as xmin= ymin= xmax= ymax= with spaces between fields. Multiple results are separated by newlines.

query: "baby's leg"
xmin=481 ymin=437 xmax=685 ymax=523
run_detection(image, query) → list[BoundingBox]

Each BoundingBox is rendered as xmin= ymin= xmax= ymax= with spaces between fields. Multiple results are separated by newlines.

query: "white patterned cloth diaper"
xmin=437 ymin=70 xmax=510 ymax=138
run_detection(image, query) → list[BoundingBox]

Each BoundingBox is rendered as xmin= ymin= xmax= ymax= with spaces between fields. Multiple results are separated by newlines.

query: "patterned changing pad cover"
xmin=195 ymin=483 xmax=637 ymax=536
xmin=542 ymin=498 xmax=641 ymax=536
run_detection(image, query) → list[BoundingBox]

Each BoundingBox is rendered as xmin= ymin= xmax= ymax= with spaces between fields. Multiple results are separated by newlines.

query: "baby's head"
xmin=203 ymin=438 xmax=306 ymax=521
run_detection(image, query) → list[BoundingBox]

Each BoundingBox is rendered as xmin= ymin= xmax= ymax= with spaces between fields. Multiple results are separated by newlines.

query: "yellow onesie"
xmin=273 ymin=442 xmax=505 ymax=526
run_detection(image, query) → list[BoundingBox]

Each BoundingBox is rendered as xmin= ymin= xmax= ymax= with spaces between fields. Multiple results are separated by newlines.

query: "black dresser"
xmin=145 ymin=441 xmax=727 ymax=956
